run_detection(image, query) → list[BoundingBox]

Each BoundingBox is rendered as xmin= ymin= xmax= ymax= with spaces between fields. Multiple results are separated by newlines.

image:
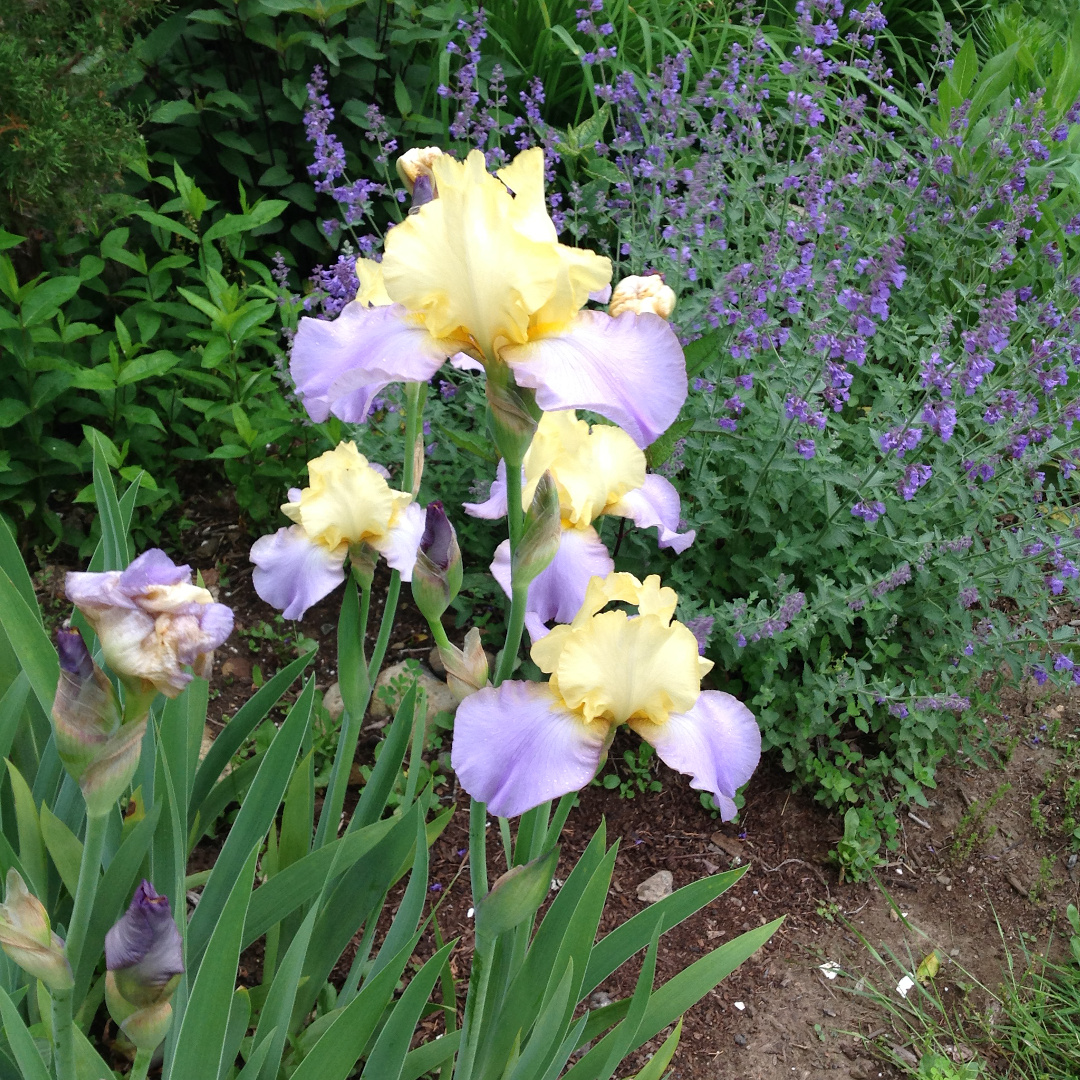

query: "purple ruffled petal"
xmin=119 ymin=550 xmax=191 ymax=591
xmin=632 ymin=691 xmax=761 ymax=820
xmin=490 ymin=527 xmax=614 ymax=641
xmin=462 ymin=460 xmax=508 ymax=520
xmin=250 ymin=526 xmax=346 ymax=620
xmin=501 ymin=310 xmax=687 ymax=448
xmin=607 ymin=473 xmax=696 ymax=553
xmin=372 ymin=502 xmax=426 ymax=582
xmin=177 ymin=603 xmax=233 ymax=664
xmin=451 ymin=681 xmax=607 ymax=817
xmin=290 ymin=302 xmax=451 ymax=423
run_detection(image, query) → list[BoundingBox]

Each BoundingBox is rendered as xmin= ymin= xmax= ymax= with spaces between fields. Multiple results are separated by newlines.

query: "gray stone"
xmin=323 ymin=681 xmax=345 ymax=721
xmin=635 ymin=870 xmax=673 ymax=903
xmin=368 ymin=661 xmax=459 ymax=729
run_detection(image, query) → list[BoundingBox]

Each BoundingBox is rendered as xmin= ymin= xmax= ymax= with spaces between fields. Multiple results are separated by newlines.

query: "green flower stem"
xmin=50 ymin=990 xmax=74 ymax=1080
xmin=314 ymin=576 xmax=373 ymax=849
xmin=54 ymin=811 xmax=108 ymax=1080
xmin=504 ymin=454 xmax=524 ymax=550
xmin=494 ymin=585 xmax=528 ymax=687
xmin=453 ymin=933 xmax=492 ymax=1080
xmin=367 ymin=570 xmax=401 ymax=683
xmin=468 ymin=797 xmax=488 ymax=904
xmin=66 ymin=812 xmax=107 ymax=976
xmin=427 ymin=618 xmax=452 ymax=652
xmin=129 ymin=1046 xmax=154 ymax=1080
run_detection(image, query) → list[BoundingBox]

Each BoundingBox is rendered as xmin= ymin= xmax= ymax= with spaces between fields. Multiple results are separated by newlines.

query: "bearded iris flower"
xmin=451 ymin=572 xmax=760 ymax=819
xmin=289 ymin=148 xmax=687 ymax=448
xmin=66 ymin=550 xmax=234 ymax=701
xmin=250 ymin=441 xmax=425 ymax=619
xmin=465 ymin=411 xmax=694 ymax=640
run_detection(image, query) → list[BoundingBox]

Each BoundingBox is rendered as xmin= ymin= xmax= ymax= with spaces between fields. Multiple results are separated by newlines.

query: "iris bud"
xmin=0 ymin=870 xmax=73 ymax=992
xmin=512 ymin=471 xmax=561 ymax=587
xmin=439 ymin=627 xmax=490 ymax=702
xmin=105 ymin=881 xmax=184 ymax=1052
xmin=608 ymin=274 xmax=676 ymax=319
xmin=412 ymin=502 xmax=462 ymax=624
xmin=396 ymin=146 xmax=443 ymax=195
xmin=52 ymin=627 xmax=147 ymax=818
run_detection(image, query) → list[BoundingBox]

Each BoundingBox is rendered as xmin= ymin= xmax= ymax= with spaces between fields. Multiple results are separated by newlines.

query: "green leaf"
xmin=116 ymin=351 xmax=181 ymax=386
xmin=0 ymin=400 xmax=30 ymax=429
xmin=645 ymin=418 xmax=693 ymax=471
xmin=350 ymin=684 xmax=417 ymax=831
xmin=476 ymin=847 xmax=560 ymax=948
xmin=581 ymin=867 xmax=748 ymax=997
xmin=0 ymin=517 xmax=37 ymax=612
xmin=40 ymin=804 xmax=82 ymax=898
xmin=366 ymin=815 xmax=429 ymax=982
xmin=288 ymin=935 xmax=425 ymax=1080
xmin=241 ymin=817 xmax=397 ymax=948
xmin=394 ymin=74 xmax=412 ymax=116
xmin=218 ymin=987 xmax=251 ymax=1080
xmin=92 ymin=431 xmax=129 ymax=572
xmin=952 ymin=35 xmax=979 ymax=98
xmin=189 ymin=649 xmax=315 ymax=829
xmin=186 ymin=680 xmax=314 ymax=964
xmin=359 ymin=941 xmax=456 ymax=1080
xmin=336 ymin=579 xmax=368 ymax=720
xmin=168 ymin=846 xmax=258 ymax=1080
xmin=132 ymin=209 xmax=199 ymax=242
xmin=627 ymin=1018 xmax=681 ymax=1079
xmin=0 ymin=231 xmax=26 ymax=252
xmin=504 ymin=960 xmax=576 ymax=1080
xmin=0 ymin=985 xmax=50 ymax=1080
xmin=149 ymin=100 xmax=200 ymax=123
xmin=243 ymin=906 xmax=317 ymax=1080
xmin=20 ymin=276 xmax=81 ymax=326
xmin=431 ymin=422 xmax=498 ymax=463
xmin=5 ymin=759 xmax=46 ymax=898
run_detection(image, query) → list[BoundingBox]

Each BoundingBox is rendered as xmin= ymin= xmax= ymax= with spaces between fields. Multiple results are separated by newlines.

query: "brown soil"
xmin=36 ymin=487 xmax=1080 ymax=1079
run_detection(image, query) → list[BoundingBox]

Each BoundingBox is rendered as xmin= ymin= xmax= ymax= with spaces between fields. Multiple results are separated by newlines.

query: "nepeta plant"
xmin=287 ymin=1 xmax=1080 ymax=844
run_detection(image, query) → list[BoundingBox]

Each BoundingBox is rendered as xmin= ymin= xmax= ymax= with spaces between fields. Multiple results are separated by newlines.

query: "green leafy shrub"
xmin=0 ymin=0 xmax=160 ymax=232
xmin=0 ymin=165 xmax=311 ymax=549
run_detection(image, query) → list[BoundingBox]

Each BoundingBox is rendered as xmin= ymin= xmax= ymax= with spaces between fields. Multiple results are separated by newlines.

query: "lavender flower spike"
xmin=105 ymin=881 xmax=184 ymax=1052
xmin=66 ymin=550 xmax=233 ymax=702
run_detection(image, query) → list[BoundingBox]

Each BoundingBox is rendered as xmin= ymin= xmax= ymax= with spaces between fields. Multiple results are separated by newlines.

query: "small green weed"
xmin=595 ymin=742 xmax=662 ymax=799
xmin=830 ymin=807 xmax=883 ymax=883
xmin=950 ymin=784 xmax=1011 ymax=864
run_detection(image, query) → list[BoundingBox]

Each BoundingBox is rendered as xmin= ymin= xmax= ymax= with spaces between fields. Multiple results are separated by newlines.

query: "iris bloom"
xmin=451 ymin=572 xmax=760 ymax=819
xmin=66 ymin=550 xmax=233 ymax=700
xmin=250 ymin=441 xmax=425 ymax=619
xmin=289 ymin=148 xmax=687 ymax=448
xmin=465 ymin=410 xmax=694 ymax=640
xmin=105 ymin=881 xmax=184 ymax=1052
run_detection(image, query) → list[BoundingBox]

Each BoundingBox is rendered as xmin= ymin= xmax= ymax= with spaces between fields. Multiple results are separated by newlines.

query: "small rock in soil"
xmin=734 ymin=1034 xmax=747 ymax=1046
xmin=429 ymin=646 xmax=446 ymax=675
xmin=323 ymin=681 xmax=345 ymax=721
xmin=710 ymin=831 xmax=745 ymax=860
xmin=221 ymin=655 xmax=252 ymax=682
xmin=636 ymin=870 xmax=673 ymax=903
xmin=368 ymin=661 xmax=459 ymax=727
xmin=588 ymin=991 xmax=612 ymax=1008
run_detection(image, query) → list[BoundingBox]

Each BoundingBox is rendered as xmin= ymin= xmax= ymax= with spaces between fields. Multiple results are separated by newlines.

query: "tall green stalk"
xmin=53 ymin=811 xmax=108 ymax=1080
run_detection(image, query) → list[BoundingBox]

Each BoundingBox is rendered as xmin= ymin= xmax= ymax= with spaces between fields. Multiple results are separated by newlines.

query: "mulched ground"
xmin=32 ymin=484 xmax=1080 ymax=1079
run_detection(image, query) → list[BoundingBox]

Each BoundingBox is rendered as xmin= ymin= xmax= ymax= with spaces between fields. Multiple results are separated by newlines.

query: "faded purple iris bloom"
xmin=105 ymin=881 xmax=184 ymax=1051
xmin=66 ymin=550 xmax=233 ymax=700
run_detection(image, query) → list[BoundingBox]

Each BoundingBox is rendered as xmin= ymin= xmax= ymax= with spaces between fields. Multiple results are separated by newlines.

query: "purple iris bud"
xmin=412 ymin=502 xmax=463 ymax=623
xmin=105 ymin=881 xmax=184 ymax=1052
xmin=420 ymin=501 xmax=455 ymax=572
xmin=56 ymin=627 xmax=93 ymax=679
xmin=105 ymin=881 xmax=184 ymax=988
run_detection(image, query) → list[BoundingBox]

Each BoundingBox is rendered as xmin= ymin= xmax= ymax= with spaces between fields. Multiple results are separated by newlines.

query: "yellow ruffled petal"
xmin=380 ymin=150 xmax=563 ymax=356
xmin=294 ymin=442 xmax=409 ymax=550
xmin=355 ymin=259 xmax=393 ymax=307
xmin=552 ymin=610 xmax=702 ymax=725
xmin=523 ymin=411 xmax=645 ymax=527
